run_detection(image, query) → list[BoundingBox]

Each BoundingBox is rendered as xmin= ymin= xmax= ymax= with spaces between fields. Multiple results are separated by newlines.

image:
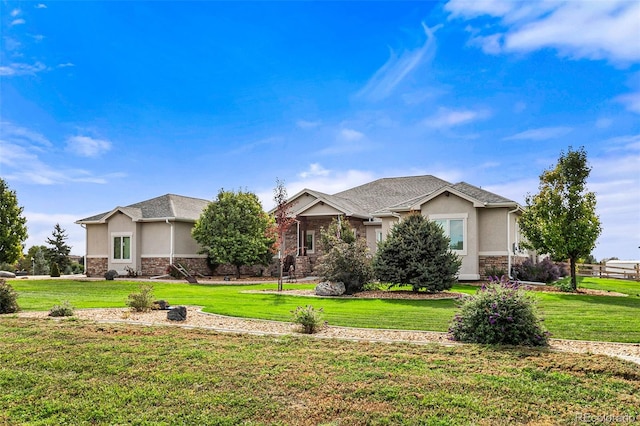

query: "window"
xmin=431 ymin=215 xmax=467 ymax=254
xmin=376 ymin=230 xmax=383 ymax=244
xmin=112 ymin=234 xmax=131 ymax=262
xmin=304 ymin=231 xmax=315 ymax=254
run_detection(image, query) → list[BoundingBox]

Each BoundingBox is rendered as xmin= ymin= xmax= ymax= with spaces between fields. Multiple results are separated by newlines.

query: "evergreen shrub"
xmin=374 ymin=214 xmax=461 ymax=293
xmin=50 ymin=262 xmax=60 ymax=277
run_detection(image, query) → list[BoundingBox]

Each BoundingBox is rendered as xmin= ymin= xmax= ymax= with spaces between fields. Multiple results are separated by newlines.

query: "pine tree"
xmin=374 ymin=214 xmax=461 ymax=293
xmin=33 ymin=247 xmax=50 ymax=275
xmin=46 ymin=223 xmax=72 ymax=272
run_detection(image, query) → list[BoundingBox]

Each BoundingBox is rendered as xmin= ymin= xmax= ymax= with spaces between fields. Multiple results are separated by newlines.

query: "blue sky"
xmin=1 ymin=1 xmax=639 ymax=260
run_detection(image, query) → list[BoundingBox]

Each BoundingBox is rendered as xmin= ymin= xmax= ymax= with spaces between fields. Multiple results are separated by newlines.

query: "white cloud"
xmin=339 ymin=128 xmax=364 ymax=142
xmin=10 ymin=9 xmax=21 ymax=17
xmin=299 ymin=163 xmax=330 ymax=179
xmin=446 ymin=0 xmax=640 ymax=65
xmin=423 ymin=107 xmax=491 ymax=128
xmin=0 ymin=121 xmax=52 ymax=148
xmin=595 ymin=118 xmax=613 ymax=129
xmin=58 ymin=62 xmax=75 ymax=68
xmin=296 ymin=120 xmax=321 ymax=129
xmin=0 ymin=62 xmax=47 ymax=76
xmin=615 ymin=92 xmax=640 ymax=114
xmin=35 ymin=4 xmax=47 ymax=9
xmin=503 ymin=126 xmax=573 ymax=141
xmin=10 ymin=18 xmax=26 ymax=26
xmin=357 ymin=22 xmax=439 ymax=101
xmin=66 ymin=136 xmax=112 ymax=157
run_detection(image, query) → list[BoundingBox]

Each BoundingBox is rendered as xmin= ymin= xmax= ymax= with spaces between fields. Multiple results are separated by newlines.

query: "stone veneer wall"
xmin=478 ymin=255 xmax=528 ymax=280
xmin=478 ymin=256 xmax=509 ymax=279
xmin=141 ymin=257 xmax=210 ymax=277
xmin=86 ymin=257 xmax=108 ymax=277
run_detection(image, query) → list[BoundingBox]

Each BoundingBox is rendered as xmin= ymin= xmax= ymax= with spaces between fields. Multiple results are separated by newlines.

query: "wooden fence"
xmin=562 ymin=262 xmax=640 ymax=281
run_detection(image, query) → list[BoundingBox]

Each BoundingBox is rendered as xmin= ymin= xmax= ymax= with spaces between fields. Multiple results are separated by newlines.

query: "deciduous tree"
xmin=273 ymin=178 xmax=296 ymax=291
xmin=192 ymin=189 xmax=276 ymax=278
xmin=0 ymin=178 xmax=28 ymax=265
xmin=519 ymin=147 xmax=601 ymax=291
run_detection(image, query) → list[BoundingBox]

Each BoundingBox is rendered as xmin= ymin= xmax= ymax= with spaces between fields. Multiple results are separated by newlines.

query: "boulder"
xmin=153 ymin=300 xmax=170 ymax=310
xmin=315 ymin=281 xmax=346 ymax=296
xmin=0 ymin=271 xmax=16 ymax=278
xmin=167 ymin=306 xmax=187 ymax=321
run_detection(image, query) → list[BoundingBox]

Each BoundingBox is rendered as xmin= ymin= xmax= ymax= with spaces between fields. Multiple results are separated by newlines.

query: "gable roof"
xmin=76 ymin=194 xmax=209 ymax=224
xmin=286 ymin=175 xmax=519 ymax=219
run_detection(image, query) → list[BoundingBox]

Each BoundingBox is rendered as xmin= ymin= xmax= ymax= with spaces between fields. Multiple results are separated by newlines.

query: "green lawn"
xmin=0 ymin=318 xmax=638 ymax=425
xmin=5 ymin=276 xmax=640 ymax=342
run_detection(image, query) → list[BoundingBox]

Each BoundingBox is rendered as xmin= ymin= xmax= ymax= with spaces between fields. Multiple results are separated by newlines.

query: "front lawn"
xmin=0 ymin=318 xmax=638 ymax=425
xmin=5 ymin=277 xmax=640 ymax=342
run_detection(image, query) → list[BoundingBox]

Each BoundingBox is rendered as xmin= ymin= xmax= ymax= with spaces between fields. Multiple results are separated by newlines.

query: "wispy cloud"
xmin=10 ymin=18 xmax=26 ymax=26
xmin=446 ymin=0 xmax=640 ymax=65
xmin=296 ymin=120 xmax=321 ymax=129
xmin=503 ymin=126 xmax=573 ymax=141
xmin=228 ymin=136 xmax=282 ymax=155
xmin=0 ymin=62 xmax=47 ymax=76
xmin=10 ymin=9 xmax=21 ymax=17
xmin=357 ymin=22 xmax=439 ymax=102
xmin=35 ymin=4 xmax=47 ymax=9
xmin=299 ymin=163 xmax=330 ymax=179
xmin=423 ymin=107 xmax=491 ymax=128
xmin=58 ymin=62 xmax=75 ymax=68
xmin=615 ymin=92 xmax=640 ymax=114
xmin=0 ymin=121 xmax=52 ymax=148
xmin=66 ymin=136 xmax=112 ymax=157
xmin=339 ymin=128 xmax=364 ymax=142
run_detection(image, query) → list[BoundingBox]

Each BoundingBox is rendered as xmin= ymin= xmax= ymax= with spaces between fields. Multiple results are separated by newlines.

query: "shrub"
xmin=0 ymin=262 xmax=15 ymax=272
xmin=49 ymin=301 xmax=74 ymax=317
xmin=70 ymin=262 xmax=84 ymax=274
xmin=374 ymin=214 xmax=461 ymax=293
xmin=0 ymin=279 xmax=19 ymax=314
xmin=291 ymin=305 xmax=326 ymax=334
xmin=484 ymin=265 xmax=506 ymax=279
xmin=512 ymin=258 xmax=564 ymax=283
xmin=50 ymin=262 xmax=61 ymax=277
xmin=449 ymin=276 xmax=549 ymax=347
xmin=104 ymin=270 xmax=118 ymax=280
xmin=315 ymin=218 xmax=374 ymax=294
xmin=127 ymin=284 xmax=155 ymax=312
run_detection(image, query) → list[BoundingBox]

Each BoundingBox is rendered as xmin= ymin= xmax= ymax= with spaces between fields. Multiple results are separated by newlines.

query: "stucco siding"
xmin=174 ymin=221 xmax=202 ymax=255
xmin=302 ymin=203 xmax=343 ymax=216
xmin=365 ymin=223 xmax=382 ymax=254
xmin=107 ymin=212 xmax=137 ymax=272
xmin=140 ymin=222 xmax=171 ymax=256
xmin=478 ymin=209 xmax=508 ymax=252
xmin=421 ymin=193 xmax=479 ymax=279
xmin=86 ymin=224 xmax=108 ymax=256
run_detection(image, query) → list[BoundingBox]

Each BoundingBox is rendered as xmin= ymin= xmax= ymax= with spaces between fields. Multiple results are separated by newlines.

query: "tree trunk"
xmin=570 ymin=256 xmax=577 ymax=291
xmin=278 ymin=254 xmax=283 ymax=292
xmin=235 ymin=264 xmax=241 ymax=279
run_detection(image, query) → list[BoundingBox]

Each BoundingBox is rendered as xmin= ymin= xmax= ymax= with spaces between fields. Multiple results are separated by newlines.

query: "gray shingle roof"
xmin=76 ymin=194 xmax=209 ymax=223
xmin=451 ymin=182 xmax=514 ymax=204
xmin=332 ymin=175 xmax=452 ymax=216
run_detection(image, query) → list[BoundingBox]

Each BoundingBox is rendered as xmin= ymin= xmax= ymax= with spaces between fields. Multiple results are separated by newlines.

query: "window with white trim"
xmin=304 ymin=230 xmax=315 ymax=254
xmin=376 ymin=230 xmax=383 ymax=244
xmin=430 ymin=214 xmax=467 ymax=255
xmin=112 ymin=233 xmax=132 ymax=262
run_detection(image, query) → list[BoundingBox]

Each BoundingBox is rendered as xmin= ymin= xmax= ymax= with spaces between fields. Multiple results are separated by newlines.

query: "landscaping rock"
xmin=167 ymin=306 xmax=187 ymax=321
xmin=153 ymin=300 xmax=170 ymax=310
xmin=0 ymin=271 xmax=16 ymax=278
xmin=315 ymin=281 xmax=346 ymax=296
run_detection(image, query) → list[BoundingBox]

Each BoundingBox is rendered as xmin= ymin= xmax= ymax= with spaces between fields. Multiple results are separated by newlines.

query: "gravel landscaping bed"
xmin=13 ymin=306 xmax=640 ymax=365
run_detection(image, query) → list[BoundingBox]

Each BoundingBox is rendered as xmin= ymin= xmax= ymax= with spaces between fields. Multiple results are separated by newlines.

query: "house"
xmin=76 ymin=194 xmax=211 ymax=277
xmin=279 ymin=175 xmax=529 ymax=280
